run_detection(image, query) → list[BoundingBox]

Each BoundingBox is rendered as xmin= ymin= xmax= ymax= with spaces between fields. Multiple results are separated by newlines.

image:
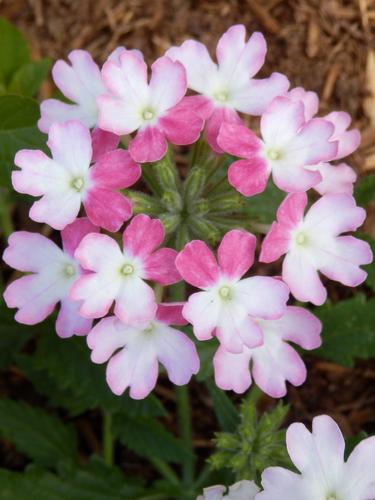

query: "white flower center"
xmin=267 ymin=148 xmax=282 ymax=161
xmin=218 ymin=285 xmax=232 ymax=301
xmin=295 ymin=231 xmax=309 ymax=246
xmin=143 ymin=322 xmax=155 ymax=334
xmin=120 ymin=263 xmax=135 ymax=276
xmin=63 ymin=263 xmax=76 ymax=278
xmin=142 ymin=108 xmax=155 ymax=121
xmin=214 ymin=90 xmax=229 ymax=103
xmin=71 ymin=176 xmax=85 ymax=192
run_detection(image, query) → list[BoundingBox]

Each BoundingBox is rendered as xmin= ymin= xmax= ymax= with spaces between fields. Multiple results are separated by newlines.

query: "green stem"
xmin=102 ymin=411 xmax=114 ymax=467
xmin=149 ymin=457 xmax=180 ymax=486
xmin=175 ymin=385 xmax=194 ymax=484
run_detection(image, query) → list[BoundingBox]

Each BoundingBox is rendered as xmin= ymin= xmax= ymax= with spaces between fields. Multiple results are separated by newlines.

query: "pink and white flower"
xmin=3 ymin=218 xmax=97 ymax=338
xmin=13 ymin=120 xmax=141 ymax=232
xmin=97 ymin=53 xmax=203 ymax=163
xmin=38 ymin=50 xmax=107 ymax=133
xmin=258 ymin=415 xmax=375 ymax=500
xmin=87 ymin=303 xmax=199 ymax=399
xmin=38 ymin=47 xmax=143 ymax=133
xmin=197 ymin=480 xmax=259 ymax=500
xmin=175 ymin=230 xmax=289 ymax=353
xmin=213 ymin=306 xmax=321 ymax=397
xmin=260 ymin=193 xmax=372 ymax=305
xmin=287 ymin=87 xmax=359 ymax=196
xmin=71 ymin=214 xmax=180 ymax=324
xmin=217 ymin=96 xmax=338 ymax=196
xmin=166 ymin=25 xmax=289 ymax=152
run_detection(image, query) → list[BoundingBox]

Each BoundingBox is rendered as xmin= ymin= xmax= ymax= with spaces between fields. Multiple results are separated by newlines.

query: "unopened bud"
xmin=183 ymin=166 xmax=207 ymax=202
xmin=161 ymin=190 xmax=182 ymax=212
xmin=124 ymin=190 xmax=163 ymax=216
xmin=158 ymin=213 xmax=181 ymax=234
xmin=187 ymin=216 xmax=221 ymax=245
xmin=208 ymin=191 xmax=246 ymax=214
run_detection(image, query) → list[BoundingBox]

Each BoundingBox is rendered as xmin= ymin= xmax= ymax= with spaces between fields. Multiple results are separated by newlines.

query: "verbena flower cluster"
xmin=3 ymin=25 xmax=375 ymax=496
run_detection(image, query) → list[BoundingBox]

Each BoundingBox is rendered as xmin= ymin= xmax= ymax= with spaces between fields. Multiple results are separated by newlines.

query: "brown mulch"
xmin=0 ymin=0 xmax=375 ymax=472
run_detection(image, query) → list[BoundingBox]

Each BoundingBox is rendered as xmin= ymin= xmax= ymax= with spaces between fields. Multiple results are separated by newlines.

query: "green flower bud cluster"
xmin=209 ymin=393 xmax=291 ymax=484
xmin=125 ymin=141 xmax=252 ymax=250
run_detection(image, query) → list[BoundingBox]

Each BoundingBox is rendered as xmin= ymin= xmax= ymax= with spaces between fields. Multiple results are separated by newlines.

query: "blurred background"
xmin=0 ymin=0 xmax=374 ymax=476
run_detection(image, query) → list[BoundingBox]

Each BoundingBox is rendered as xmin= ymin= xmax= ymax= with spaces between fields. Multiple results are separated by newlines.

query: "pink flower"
xmin=217 ymin=96 xmax=338 ymax=196
xmin=258 ymin=415 xmax=375 ymax=500
xmin=87 ymin=303 xmax=200 ymax=398
xmin=13 ymin=120 xmax=141 ymax=231
xmin=260 ymin=193 xmax=372 ymax=305
xmin=166 ymin=25 xmax=289 ymax=152
xmin=71 ymin=214 xmax=181 ymax=324
xmin=38 ymin=50 xmax=107 ymax=133
xmin=197 ymin=480 xmax=259 ymax=500
xmin=3 ymin=218 xmax=97 ymax=338
xmin=213 ymin=306 xmax=321 ymax=397
xmin=175 ymin=230 xmax=289 ymax=353
xmin=308 ymin=162 xmax=357 ymax=196
xmin=287 ymin=87 xmax=359 ymax=196
xmin=97 ymin=53 xmax=203 ymax=163
xmin=38 ymin=47 xmax=142 ymax=133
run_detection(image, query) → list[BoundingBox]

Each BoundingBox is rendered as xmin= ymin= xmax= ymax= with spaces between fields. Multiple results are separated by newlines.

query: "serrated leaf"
xmin=314 ymin=295 xmax=375 ymax=367
xmin=0 ymin=95 xmax=46 ymax=187
xmin=0 ymin=459 xmax=146 ymax=500
xmin=206 ymin=380 xmax=239 ymax=432
xmin=0 ymin=18 xmax=29 ymax=84
xmin=244 ymin=181 xmax=284 ymax=224
xmin=16 ymin=333 xmax=165 ymax=418
xmin=8 ymin=59 xmax=51 ymax=97
xmin=354 ymin=174 xmax=375 ymax=205
xmin=113 ymin=414 xmax=192 ymax=464
xmin=0 ymin=399 xmax=78 ymax=467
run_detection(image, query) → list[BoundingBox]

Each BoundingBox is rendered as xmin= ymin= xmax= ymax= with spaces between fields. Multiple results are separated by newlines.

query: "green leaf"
xmin=0 ymin=458 xmax=146 ymax=500
xmin=8 ymin=59 xmax=51 ymax=97
xmin=113 ymin=414 xmax=192 ymax=464
xmin=206 ymin=380 xmax=239 ymax=432
xmin=358 ymin=233 xmax=375 ymax=291
xmin=0 ymin=399 xmax=78 ymax=467
xmin=314 ymin=295 xmax=375 ymax=367
xmin=0 ymin=297 xmax=53 ymax=370
xmin=16 ymin=333 xmax=165 ymax=418
xmin=345 ymin=431 xmax=369 ymax=460
xmin=0 ymin=18 xmax=29 ymax=84
xmin=244 ymin=180 xmax=284 ymax=224
xmin=354 ymin=174 xmax=375 ymax=205
xmin=195 ymin=337 xmax=217 ymax=382
xmin=0 ymin=95 xmax=46 ymax=187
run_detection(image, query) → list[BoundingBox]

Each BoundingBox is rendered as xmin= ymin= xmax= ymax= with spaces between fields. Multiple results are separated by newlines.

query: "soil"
xmin=0 ymin=0 xmax=374 ymax=483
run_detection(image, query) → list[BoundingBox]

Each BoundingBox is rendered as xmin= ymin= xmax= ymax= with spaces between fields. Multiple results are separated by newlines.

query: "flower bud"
xmin=125 ymin=190 xmax=163 ymax=216
xmin=183 ymin=166 xmax=207 ymax=202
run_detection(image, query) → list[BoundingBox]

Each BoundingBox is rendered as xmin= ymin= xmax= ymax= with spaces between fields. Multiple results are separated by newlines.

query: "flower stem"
xmin=103 ymin=411 xmax=114 ymax=467
xmin=149 ymin=457 xmax=180 ymax=486
xmin=175 ymin=385 xmax=195 ymax=484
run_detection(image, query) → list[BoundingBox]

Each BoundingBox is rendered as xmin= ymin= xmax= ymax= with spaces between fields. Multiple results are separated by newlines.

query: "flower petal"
xmin=205 ymin=107 xmax=242 ymax=153
xmin=123 ymin=214 xmax=164 ymax=259
xmin=91 ymin=128 xmax=120 ymax=162
xmin=156 ymin=303 xmax=187 ymax=326
xmin=74 ymin=232 xmax=123 ymax=271
xmin=217 ymin=122 xmax=262 ymax=159
xmin=114 ymin=277 xmax=157 ymax=324
xmin=324 ymin=111 xmax=361 ymax=160
xmin=235 ymin=276 xmax=289 ymax=319
xmin=166 ymin=40 xmax=217 ymax=94
xmin=312 ymin=162 xmax=357 ymax=196
xmin=217 ymin=229 xmax=256 ymax=280
xmin=287 ymin=87 xmax=319 ymax=121
xmin=87 ymin=316 xmax=129 ymax=363
xmin=61 ymin=217 xmax=99 ymax=257
xmin=175 ymin=240 xmax=219 ymax=288
xmin=29 ymin=190 xmax=82 ymax=230
xmin=182 ymin=291 xmax=220 ymax=341
xmin=70 ymin=273 xmax=121 ymax=318
xmin=213 ymin=345 xmax=252 ymax=394
xmin=128 ymin=125 xmax=168 ymax=163
xmin=56 ymin=298 xmax=93 ymax=338
xmin=274 ymin=306 xmax=322 ymax=350
xmin=272 ymin=164 xmax=322 ymax=193
xmin=158 ymin=98 xmax=203 ymax=145
xmin=143 ymin=248 xmax=180 ymax=285
xmin=84 ymin=187 xmax=133 ymax=232
xmin=261 ymin=96 xmax=305 ymax=146
xmin=228 ymin=158 xmax=269 ymax=197
xmin=154 ymin=324 xmax=200 ymax=385
xmin=149 ymin=56 xmax=186 ymax=112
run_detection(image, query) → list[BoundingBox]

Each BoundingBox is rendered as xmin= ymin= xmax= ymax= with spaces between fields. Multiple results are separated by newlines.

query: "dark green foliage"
xmin=314 ymin=295 xmax=375 ymax=366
